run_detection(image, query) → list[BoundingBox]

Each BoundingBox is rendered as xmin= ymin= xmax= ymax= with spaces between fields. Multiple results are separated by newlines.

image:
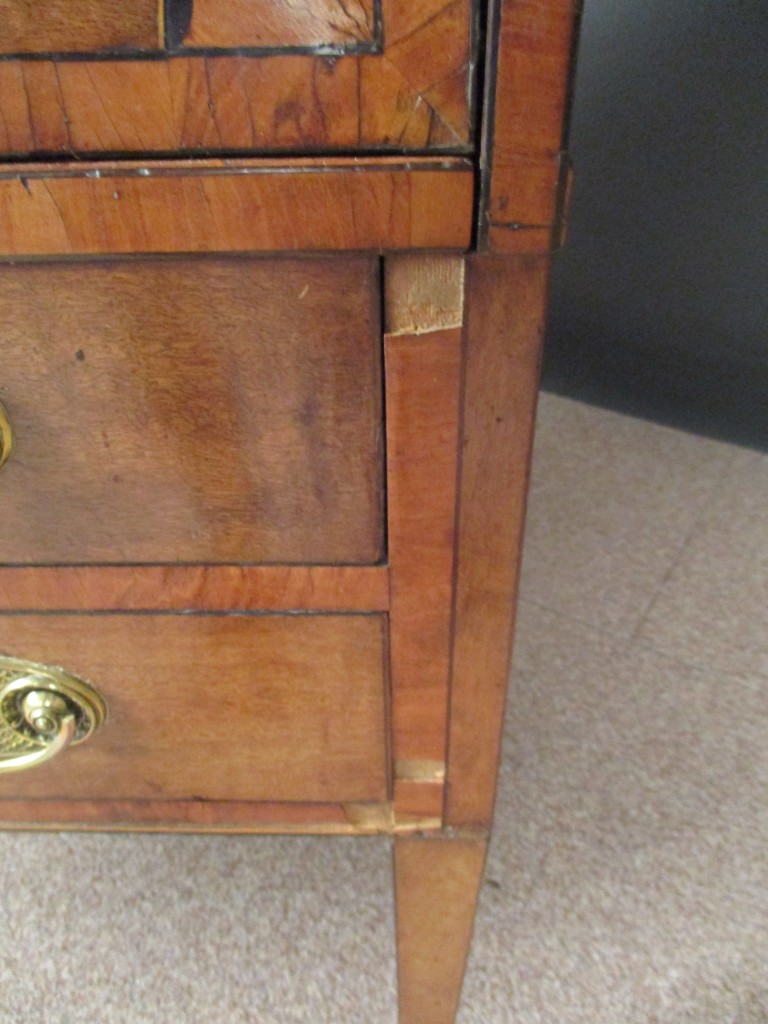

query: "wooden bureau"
xmin=0 ymin=2 xmax=580 ymax=1020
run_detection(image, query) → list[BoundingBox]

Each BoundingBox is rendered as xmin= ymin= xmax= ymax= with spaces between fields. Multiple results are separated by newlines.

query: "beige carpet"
xmin=2 ymin=393 xmax=767 ymax=1023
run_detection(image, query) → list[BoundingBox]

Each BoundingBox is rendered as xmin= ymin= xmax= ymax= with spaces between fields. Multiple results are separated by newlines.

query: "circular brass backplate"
xmin=0 ymin=655 xmax=106 ymax=748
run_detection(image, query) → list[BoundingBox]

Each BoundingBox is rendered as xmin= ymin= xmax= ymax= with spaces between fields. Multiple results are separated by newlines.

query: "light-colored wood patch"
xmin=395 ymin=759 xmax=446 ymax=782
xmin=342 ymin=801 xmax=395 ymax=831
xmin=385 ymin=256 xmax=465 ymax=335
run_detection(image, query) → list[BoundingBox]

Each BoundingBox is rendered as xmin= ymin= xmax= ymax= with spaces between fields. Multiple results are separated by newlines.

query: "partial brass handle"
xmin=0 ymin=656 xmax=106 ymax=774
xmin=0 ymin=399 xmax=12 ymax=471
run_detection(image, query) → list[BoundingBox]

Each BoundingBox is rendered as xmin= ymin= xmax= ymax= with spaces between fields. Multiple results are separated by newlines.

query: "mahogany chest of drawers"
xmin=0 ymin=2 xmax=579 ymax=1020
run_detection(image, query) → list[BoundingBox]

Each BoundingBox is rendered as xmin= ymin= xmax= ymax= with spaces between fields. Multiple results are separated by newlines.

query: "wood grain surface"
xmin=0 ymin=614 xmax=388 ymax=803
xmin=385 ymin=258 xmax=462 ymax=823
xmin=0 ymin=0 xmax=160 ymax=55
xmin=446 ymin=254 xmax=551 ymax=827
xmin=0 ymin=257 xmax=384 ymax=565
xmin=183 ymin=0 xmax=376 ymax=50
xmin=0 ymin=566 xmax=390 ymax=613
xmin=384 ymin=256 xmax=465 ymax=822
xmin=0 ymin=160 xmax=473 ymax=256
xmin=395 ymin=834 xmax=488 ymax=1024
xmin=385 ymin=328 xmax=462 ymax=766
xmin=482 ymin=0 xmax=580 ymax=252
xmin=0 ymin=0 xmax=472 ymax=154
xmin=0 ymin=799 xmax=395 ymax=833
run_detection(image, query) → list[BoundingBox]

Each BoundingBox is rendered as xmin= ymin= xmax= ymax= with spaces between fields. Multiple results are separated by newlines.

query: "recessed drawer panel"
xmin=0 ymin=613 xmax=388 ymax=803
xmin=0 ymin=256 xmax=384 ymax=565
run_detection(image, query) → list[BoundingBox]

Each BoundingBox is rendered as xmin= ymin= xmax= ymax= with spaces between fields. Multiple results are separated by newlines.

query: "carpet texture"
xmin=1 ymin=393 xmax=766 ymax=1023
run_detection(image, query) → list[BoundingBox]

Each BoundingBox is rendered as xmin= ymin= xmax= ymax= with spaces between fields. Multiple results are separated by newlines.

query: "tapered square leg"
xmin=394 ymin=834 xmax=488 ymax=1024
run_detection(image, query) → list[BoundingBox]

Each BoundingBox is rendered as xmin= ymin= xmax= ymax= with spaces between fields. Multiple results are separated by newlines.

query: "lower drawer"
xmin=0 ymin=614 xmax=388 ymax=804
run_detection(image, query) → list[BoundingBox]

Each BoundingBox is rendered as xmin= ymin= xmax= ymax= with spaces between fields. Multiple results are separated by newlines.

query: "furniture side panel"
xmin=445 ymin=254 xmax=551 ymax=827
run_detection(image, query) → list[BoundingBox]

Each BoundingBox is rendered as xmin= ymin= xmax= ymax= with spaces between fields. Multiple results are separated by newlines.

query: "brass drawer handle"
xmin=0 ymin=400 xmax=12 ymax=471
xmin=0 ymin=656 xmax=106 ymax=774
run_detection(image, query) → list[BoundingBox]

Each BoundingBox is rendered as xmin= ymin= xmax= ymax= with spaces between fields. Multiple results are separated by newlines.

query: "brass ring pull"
xmin=0 ymin=400 xmax=12 ymax=471
xmin=0 ymin=657 xmax=106 ymax=774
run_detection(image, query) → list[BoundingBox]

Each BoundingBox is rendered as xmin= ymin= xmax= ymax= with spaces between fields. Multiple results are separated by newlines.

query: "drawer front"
xmin=0 ymin=613 xmax=388 ymax=803
xmin=0 ymin=256 xmax=384 ymax=565
xmin=0 ymin=0 xmax=474 ymax=156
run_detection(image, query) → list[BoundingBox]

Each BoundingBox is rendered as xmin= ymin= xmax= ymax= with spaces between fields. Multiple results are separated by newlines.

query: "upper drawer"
xmin=0 ymin=0 xmax=476 ymax=157
xmin=0 ymin=255 xmax=384 ymax=565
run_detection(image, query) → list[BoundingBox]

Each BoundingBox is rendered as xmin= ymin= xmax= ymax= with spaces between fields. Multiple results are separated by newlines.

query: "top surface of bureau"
xmin=0 ymin=0 xmax=477 ymax=157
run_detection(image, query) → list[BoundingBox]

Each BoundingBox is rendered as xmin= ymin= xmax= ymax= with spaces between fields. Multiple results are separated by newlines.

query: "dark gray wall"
xmin=544 ymin=0 xmax=768 ymax=449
